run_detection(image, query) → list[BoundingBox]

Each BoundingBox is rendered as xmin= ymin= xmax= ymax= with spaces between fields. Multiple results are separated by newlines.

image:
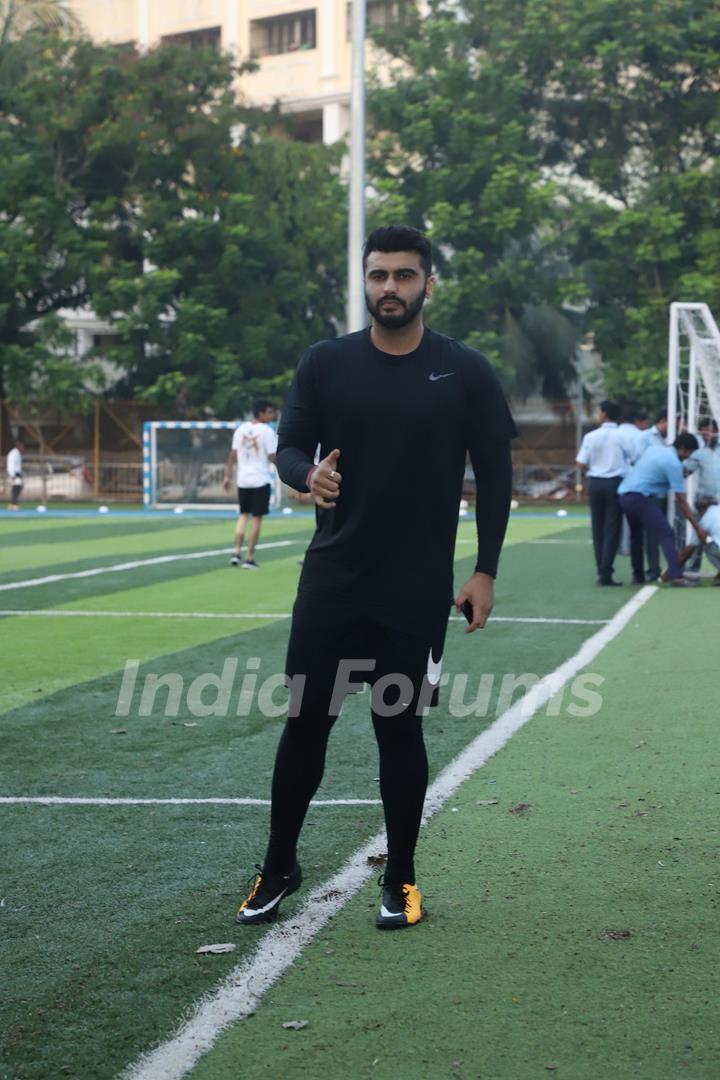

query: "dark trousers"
xmin=10 ymin=481 xmax=22 ymax=506
xmin=619 ymin=492 xmax=682 ymax=580
xmin=589 ymin=476 xmax=623 ymax=582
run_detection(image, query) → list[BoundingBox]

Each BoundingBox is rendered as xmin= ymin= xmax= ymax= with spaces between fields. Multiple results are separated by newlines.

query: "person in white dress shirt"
xmin=6 ymin=440 xmax=24 ymax=511
xmin=576 ymin=401 xmax=631 ymax=585
xmin=618 ymin=407 xmax=648 ymax=465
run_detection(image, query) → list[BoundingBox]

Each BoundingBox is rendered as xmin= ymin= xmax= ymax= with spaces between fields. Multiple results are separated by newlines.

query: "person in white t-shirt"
xmin=223 ymin=401 xmax=277 ymax=568
xmin=6 ymin=440 xmax=24 ymax=511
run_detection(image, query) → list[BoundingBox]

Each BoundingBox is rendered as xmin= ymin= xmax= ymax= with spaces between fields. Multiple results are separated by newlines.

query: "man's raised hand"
xmin=308 ymin=448 xmax=342 ymax=509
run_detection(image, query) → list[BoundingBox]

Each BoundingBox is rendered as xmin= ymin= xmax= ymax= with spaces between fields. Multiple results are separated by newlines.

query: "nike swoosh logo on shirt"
xmin=429 ymin=372 xmax=455 ymax=381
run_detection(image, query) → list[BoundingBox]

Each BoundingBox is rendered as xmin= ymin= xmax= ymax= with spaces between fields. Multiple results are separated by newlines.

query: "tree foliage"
xmin=368 ymin=0 xmax=720 ymax=404
xmin=0 ymin=34 xmax=345 ymax=413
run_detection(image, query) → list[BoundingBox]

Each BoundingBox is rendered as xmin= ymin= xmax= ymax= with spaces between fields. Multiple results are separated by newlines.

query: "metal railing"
xmin=2 ymin=457 xmax=143 ymax=503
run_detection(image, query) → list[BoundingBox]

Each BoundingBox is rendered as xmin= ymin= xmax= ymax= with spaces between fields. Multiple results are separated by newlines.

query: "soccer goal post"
xmin=142 ymin=421 xmax=282 ymax=511
xmin=667 ymin=302 xmax=720 ymax=535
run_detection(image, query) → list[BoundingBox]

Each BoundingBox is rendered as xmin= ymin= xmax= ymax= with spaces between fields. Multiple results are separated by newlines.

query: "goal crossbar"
xmin=142 ymin=420 xmax=282 ymax=511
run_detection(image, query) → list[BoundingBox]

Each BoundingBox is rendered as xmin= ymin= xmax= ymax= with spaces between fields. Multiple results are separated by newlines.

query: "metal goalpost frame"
xmin=142 ymin=420 xmax=283 ymax=511
xmin=667 ymin=301 xmax=720 ymax=536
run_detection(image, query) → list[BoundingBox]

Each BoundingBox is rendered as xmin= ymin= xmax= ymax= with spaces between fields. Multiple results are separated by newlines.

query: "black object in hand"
xmin=461 ymin=599 xmax=474 ymax=625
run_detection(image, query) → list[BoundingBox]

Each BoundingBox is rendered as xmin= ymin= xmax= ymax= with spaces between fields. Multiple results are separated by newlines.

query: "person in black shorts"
xmin=236 ymin=226 xmax=516 ymax=930
xmin=237 ymin=484 xmax=271 ymax=518
xmin=223 ymin=401 xmax=277 ymax=568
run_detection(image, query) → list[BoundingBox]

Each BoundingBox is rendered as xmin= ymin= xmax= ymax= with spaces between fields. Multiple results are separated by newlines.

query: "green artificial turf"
xmin=0 ymin=510 xmax=663 ymax=1079
xmin=189 ymin=587 xmax=720 ymax=1080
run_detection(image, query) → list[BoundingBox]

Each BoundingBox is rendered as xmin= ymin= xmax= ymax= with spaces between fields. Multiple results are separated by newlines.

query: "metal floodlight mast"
xmin=347 ymin=0 xmax=367 ymax=333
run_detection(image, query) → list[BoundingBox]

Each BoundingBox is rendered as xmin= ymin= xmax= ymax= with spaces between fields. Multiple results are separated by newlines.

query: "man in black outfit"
xmin=236 ymin=226 xmax=516 ymax=930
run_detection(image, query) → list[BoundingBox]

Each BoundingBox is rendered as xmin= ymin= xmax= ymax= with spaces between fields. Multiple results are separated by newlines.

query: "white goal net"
xmin=667 ymin=302 xmax=720 ymax=536
xmin=668 ymin=302 xmax=720 ymax=440
xmin=142 ymin=421 xmax=282 ymax=510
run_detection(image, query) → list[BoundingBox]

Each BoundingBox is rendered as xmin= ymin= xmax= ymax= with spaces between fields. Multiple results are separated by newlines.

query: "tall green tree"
xmin=520 ymin=0 xmax=720 ymax=401
xmin=0 ymin=34 xmax=346 ymax=414
xmin=367 ymin=0 xmax=720 ymax=403
xmin=366 ymin=0 xmax=576 ymax=393
xmin=0 ymin=0 xmax=77 ymax=85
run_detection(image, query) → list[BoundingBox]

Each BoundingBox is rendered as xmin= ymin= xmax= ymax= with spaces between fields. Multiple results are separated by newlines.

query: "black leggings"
xmin=262 ymin=606 xmax=446 ymax=886
xmin=265 ymin=709 xmax=428 ymax=886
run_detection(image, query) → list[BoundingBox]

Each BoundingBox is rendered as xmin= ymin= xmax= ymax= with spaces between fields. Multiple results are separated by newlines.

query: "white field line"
xmin=456 ymin=538 xmax=591 ymax=545
xmin=449 ymin=615 xmax=608 ymax=626
xmin=0 ymin=541 xmax=297 ymax=593
xmin=0 ymin=610 xmax=293 ymax=620
xmin=0 ymin=797 xmax=381 ymax=807
xmin=0 ymin=610 xmax=608 ymax=626
xmin=526 ymin=539 xmax=592 ymax=544
xmin=120 ymin=585 xmax=657 ymax=1080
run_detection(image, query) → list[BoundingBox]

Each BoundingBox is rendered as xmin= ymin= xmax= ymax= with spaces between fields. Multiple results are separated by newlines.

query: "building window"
xmin=250 ymin=10 xmax=317 ymax=59
xmin=347 ymin=0 xmax=414 ymax=39
xmin=161 ymin=26 xmax=221 ymax=49
xmin=287 ymin=111 xmax=324 ymax=143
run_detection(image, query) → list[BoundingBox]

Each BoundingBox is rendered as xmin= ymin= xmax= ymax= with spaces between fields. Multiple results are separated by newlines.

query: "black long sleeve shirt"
xmin=278 ymin=327 xmax=516 ymax=628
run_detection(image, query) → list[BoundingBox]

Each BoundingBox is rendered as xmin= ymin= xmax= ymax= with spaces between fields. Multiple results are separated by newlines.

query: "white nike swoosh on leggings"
xmin=426 ymin=649 xmax=443 ymax=685
xmin=380 ymin=905 xmax=404 ymax=918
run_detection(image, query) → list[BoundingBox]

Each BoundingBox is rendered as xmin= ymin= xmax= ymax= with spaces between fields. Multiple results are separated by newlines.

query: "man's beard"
xmin=365 ymin=288 xmax=426 ymax=329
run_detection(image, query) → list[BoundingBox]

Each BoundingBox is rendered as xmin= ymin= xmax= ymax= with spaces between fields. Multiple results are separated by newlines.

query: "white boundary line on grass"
xmin=120 ymin=585 xmax=657 ymax=1080
xmin=0 ymin=609 xmax=293 ymax=620
xmin=526 ymin=539 xmax=592 ymax=545
xmin=0 ymin=610 xmax=609 ymax=626
xmin=0 ymin=541 xmax=297 ymax=592
xmin=0 ymin=797 xmax=381 ymax=807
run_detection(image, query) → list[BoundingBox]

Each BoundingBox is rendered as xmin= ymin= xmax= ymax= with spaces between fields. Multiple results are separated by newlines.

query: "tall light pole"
xmin=347 ymin=0 xmax=367 ymax=332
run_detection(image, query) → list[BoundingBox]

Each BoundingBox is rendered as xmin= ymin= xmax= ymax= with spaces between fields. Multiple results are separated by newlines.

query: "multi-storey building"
xmin=70 ymin=0 xmax=409 ymax=144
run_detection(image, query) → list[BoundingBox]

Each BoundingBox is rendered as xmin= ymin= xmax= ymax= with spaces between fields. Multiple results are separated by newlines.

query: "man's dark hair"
xmin=600 ymin=399 xmax=621 ymax=423
xmin=620 ymin=404 xmax=646 ymax=424
xmin=362 ymin=226 xmax=432 ymax=277
xmin=654 ymin=410 xmax=667 ymax=424
xmin=674 ymin=433 xmax=699 ymax=452
xmin=253 ymin=399 xmax=274 ymax=417
xmin=699 ymin=415 xmax=719 ymax=432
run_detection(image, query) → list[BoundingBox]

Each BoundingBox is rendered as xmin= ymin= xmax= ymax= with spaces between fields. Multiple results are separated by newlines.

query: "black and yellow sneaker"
xmin=375 ymin=879 xmax=423 ymax=930
xmin=235 ymin=862 xmax=302 ymax=926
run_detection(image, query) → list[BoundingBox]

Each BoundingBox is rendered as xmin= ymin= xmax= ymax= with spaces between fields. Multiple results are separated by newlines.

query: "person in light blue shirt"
xmin=636 ymin=411 xmax=668 ymax=579
xmin=618 ymin=434 xmax=708 ymax=584
xmin=618 ymin=408 xmax=648 ymax=465
xmin=685 ymin=417 xmax=720 ymax=505
xmin=682 ymin=417 xmax=719 ymax=572
xmin=576 ymin=400 xmax=632 ymax=585
xmin=638 ymin=411 xmax=667 ymax=456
